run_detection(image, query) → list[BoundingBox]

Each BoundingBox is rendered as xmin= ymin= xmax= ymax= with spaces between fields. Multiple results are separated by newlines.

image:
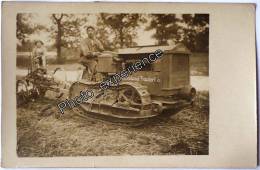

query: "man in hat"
xmin=80 ymin=25 xmax=104 ymax=80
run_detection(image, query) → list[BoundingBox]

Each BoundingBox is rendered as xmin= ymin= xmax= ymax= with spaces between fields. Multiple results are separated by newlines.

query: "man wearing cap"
xmin=80 ymin=26 xmax=104 ymax=80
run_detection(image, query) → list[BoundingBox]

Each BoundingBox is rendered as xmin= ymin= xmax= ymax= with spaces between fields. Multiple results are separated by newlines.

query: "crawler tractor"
xmin=69 ymin=43 xmax=196 ymax=125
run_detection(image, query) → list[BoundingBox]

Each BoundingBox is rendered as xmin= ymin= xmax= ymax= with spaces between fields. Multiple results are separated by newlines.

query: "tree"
xmin=51 ymin=14 xmax=64 ymax=63
xmin=16 ymin=13 xmax=45 ymax=47
xmin=182 ymin=14 xmax=209 ymax=52
xmin=146 ymin=14 xmax=180 ymax=45
xmin=146 ymin=14 xmax=209 ymax=52
xmin=17 ymin=13 xmax=34 ymax=43
xmin=50 ymin=14 xmax=88 ymax=63
xmin=100 ymin=13 xmax=146 ymax=48
xmin=96 ymin=16 xmax=114 ymax=50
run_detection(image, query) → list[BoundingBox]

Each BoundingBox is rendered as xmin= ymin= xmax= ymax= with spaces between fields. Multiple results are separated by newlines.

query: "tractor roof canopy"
xmin=118 ymin=43 xmax=191 ymax=56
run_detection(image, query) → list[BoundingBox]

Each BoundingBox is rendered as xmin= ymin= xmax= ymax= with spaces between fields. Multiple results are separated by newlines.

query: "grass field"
xmin=17 ymin=92 xmax=209 ymax=156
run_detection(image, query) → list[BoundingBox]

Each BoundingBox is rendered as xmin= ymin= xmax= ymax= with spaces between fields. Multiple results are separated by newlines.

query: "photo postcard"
xmin=1 ymin=2 xmax=257 ymax=168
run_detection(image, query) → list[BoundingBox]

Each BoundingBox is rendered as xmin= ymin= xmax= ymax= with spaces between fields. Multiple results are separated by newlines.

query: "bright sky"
xmin=28 ymin=13 xmax=156 ymax=46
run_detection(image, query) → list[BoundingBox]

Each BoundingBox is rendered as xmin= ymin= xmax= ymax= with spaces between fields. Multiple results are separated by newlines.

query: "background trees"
xmin=181 ymin=14 xmax=209 ymax=52
xmin=99 ymin=13 xmax=146 ymax=48
xmin=16 ymin=13 xmax=209 ymax=61
xmin=16 ymin=13 xmax=45 ymax=51
xmin=50 ymin=14 xmax=88 ymax=63
xmin=17 ymin=13 xmax=35 ymax=44
xmin=147 ymin=14 xmax=209 ymax=52
xmin=145 ymin=14 xmax=180 ymax=45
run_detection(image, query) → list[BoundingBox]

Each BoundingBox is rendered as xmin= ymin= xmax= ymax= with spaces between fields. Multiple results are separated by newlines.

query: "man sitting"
xmin=79 ymin=25 xmax=104 ymax=80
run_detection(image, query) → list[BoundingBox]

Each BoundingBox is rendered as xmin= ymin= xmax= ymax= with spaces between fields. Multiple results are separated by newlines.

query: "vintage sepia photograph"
xmin=16 ymin=12 xmax=209 ymax=157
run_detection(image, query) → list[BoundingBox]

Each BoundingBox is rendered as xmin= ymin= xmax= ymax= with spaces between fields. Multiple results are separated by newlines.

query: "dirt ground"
xmin=17 ymin=91 xmax=209 ymax=157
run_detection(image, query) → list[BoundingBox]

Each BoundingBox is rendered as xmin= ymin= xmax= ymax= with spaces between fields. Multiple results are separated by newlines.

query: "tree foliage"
xmin=95 ymin=15 xmax=114 ymax=51
xmin=147 ymin=14 xmax=209 ymax=52
xmin=50 ymin=14 xmax=88 ymax=63
xmin=17 ymin=13 xmax=209 ymax=61
xmin=146 ymin=14 xmax=180 ymax=45
xmin=16 ymin=13 xmax=45 ymax=45
xmin=182 ymin=14 xmax=209 ymax=52
xmin=100 ymin=13 xmax=146 ymax=48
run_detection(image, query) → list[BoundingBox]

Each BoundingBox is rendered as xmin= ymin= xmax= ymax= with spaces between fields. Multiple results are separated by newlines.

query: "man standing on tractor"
xmin=80 ymin=25 xmax=104 ymax=80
